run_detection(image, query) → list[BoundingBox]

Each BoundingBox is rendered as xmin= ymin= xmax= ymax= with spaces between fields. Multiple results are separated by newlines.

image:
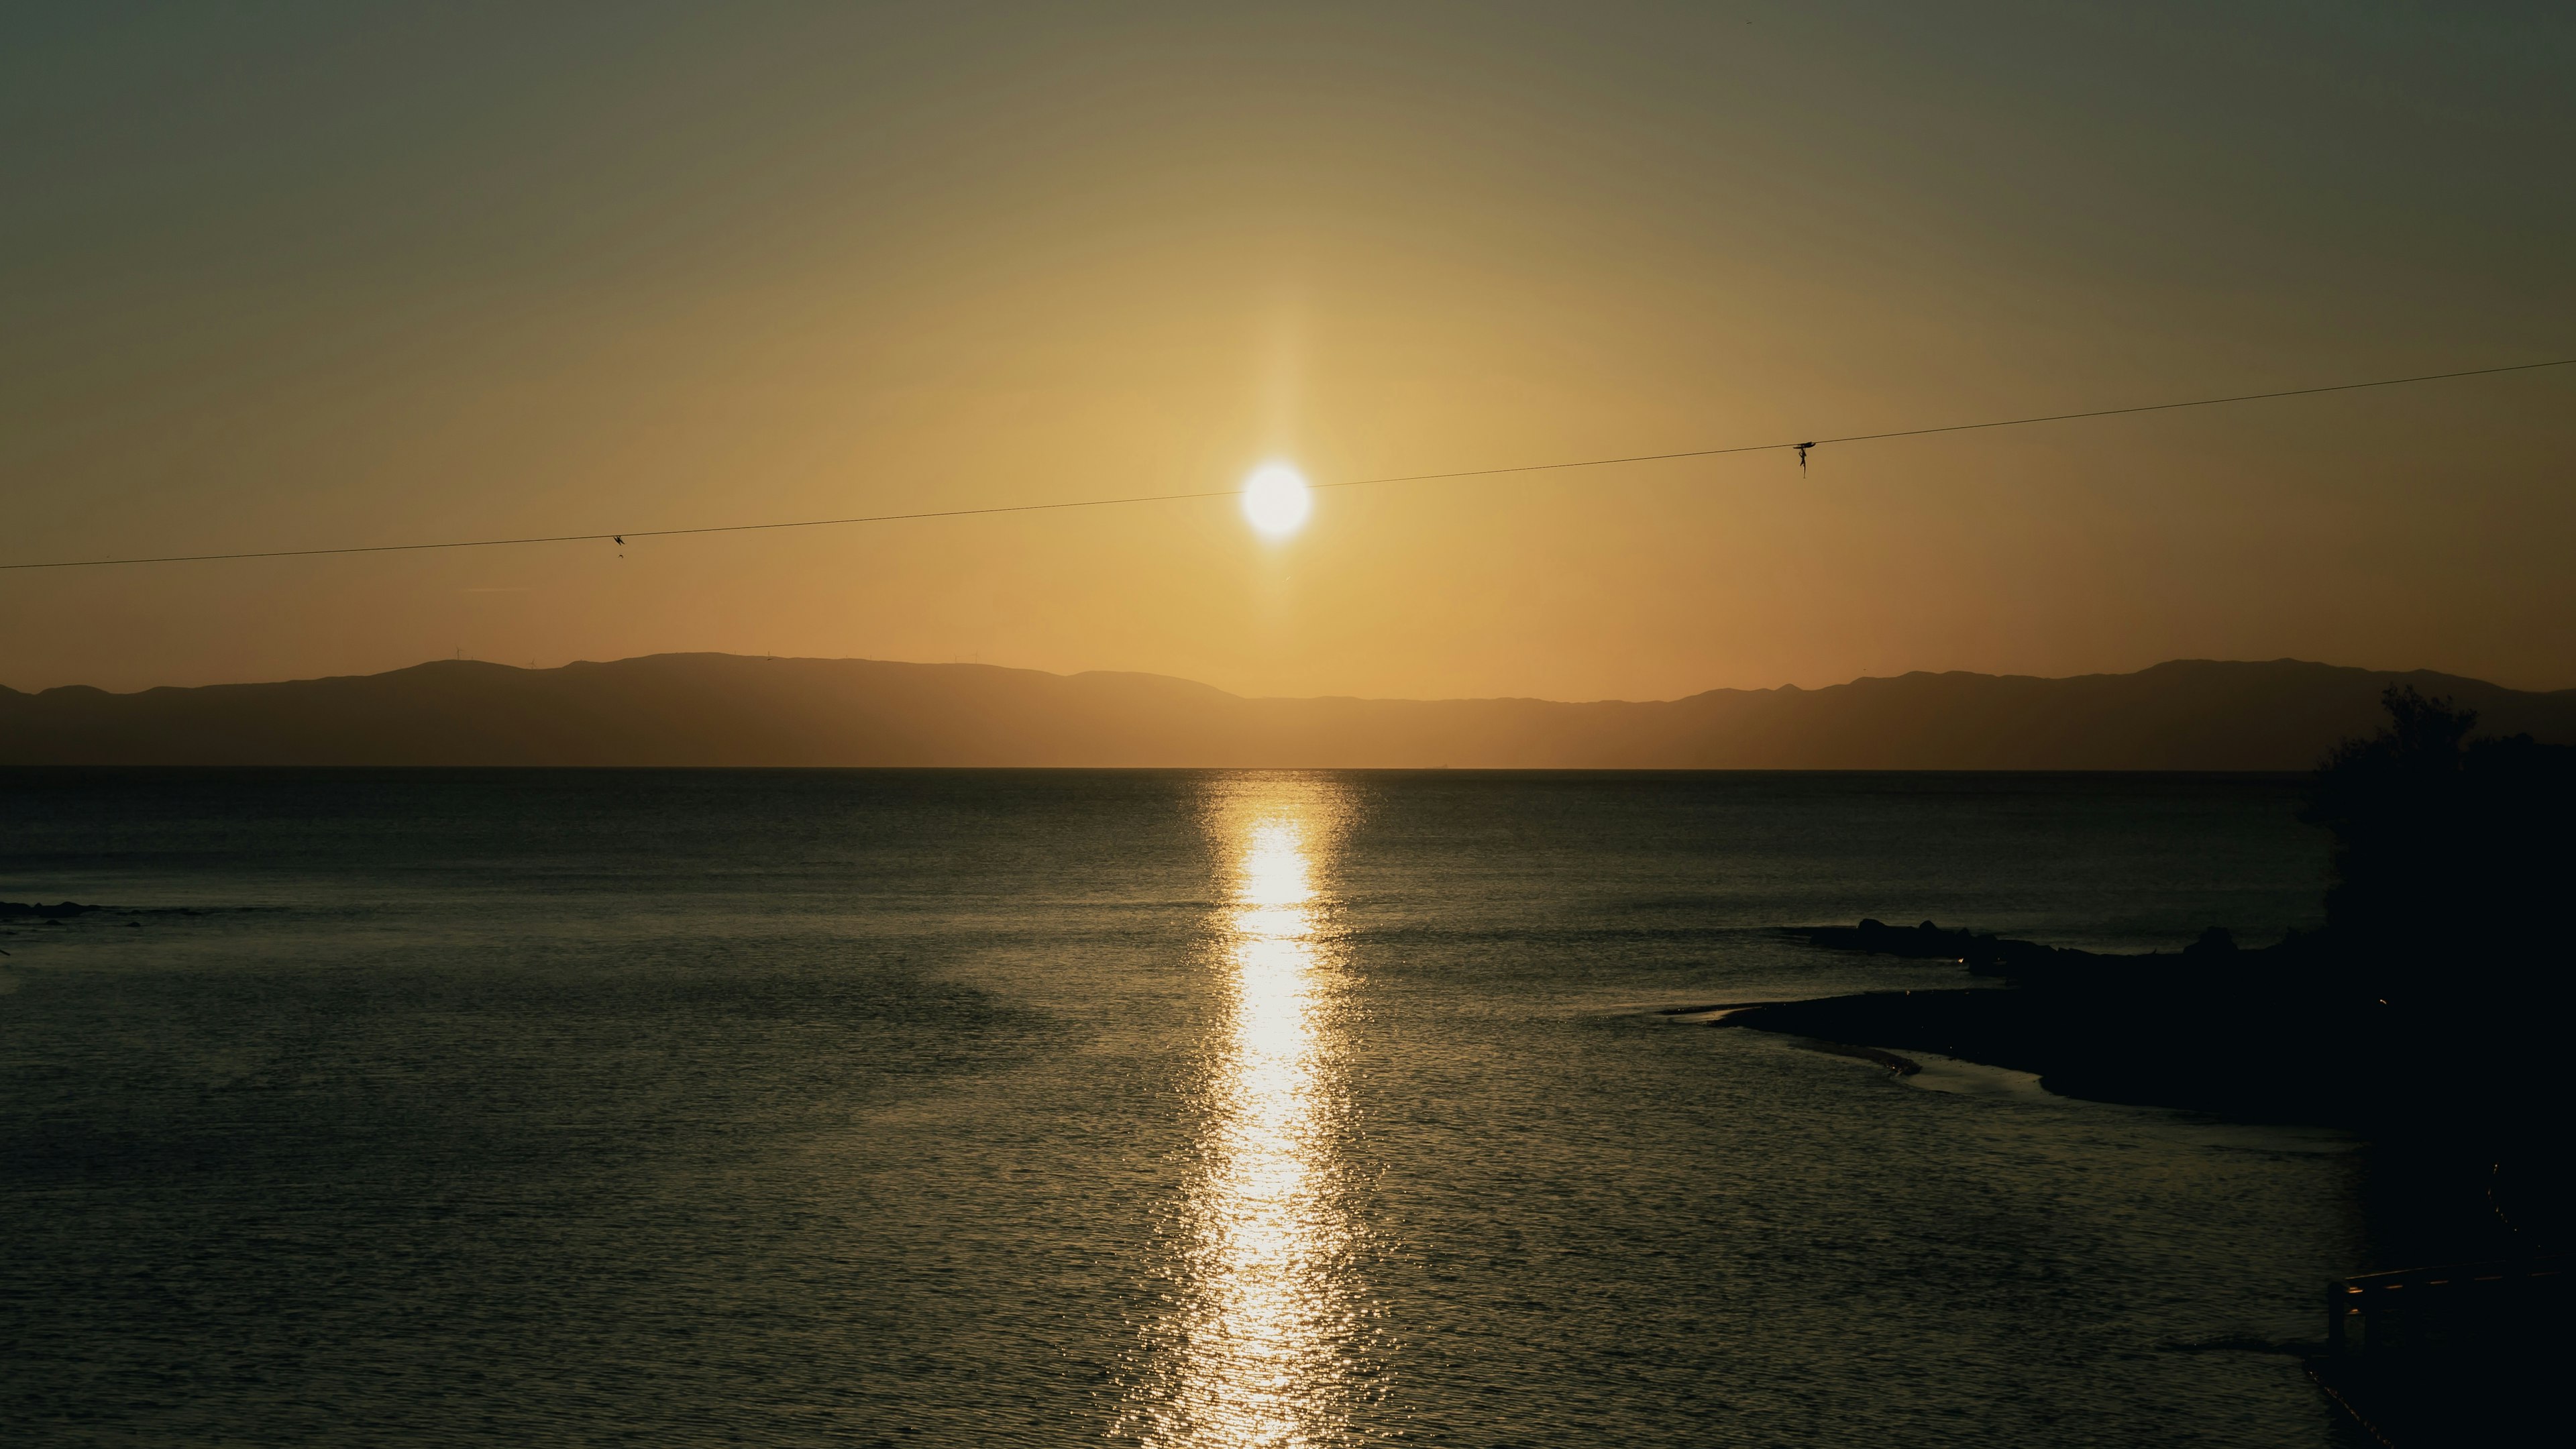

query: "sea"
xmin=1 ymin=769 xmax=2365 ymax=1447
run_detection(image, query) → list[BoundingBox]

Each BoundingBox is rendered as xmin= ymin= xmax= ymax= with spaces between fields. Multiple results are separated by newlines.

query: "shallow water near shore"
xmin=1 ymin=769 xmax=2356 ymax=1446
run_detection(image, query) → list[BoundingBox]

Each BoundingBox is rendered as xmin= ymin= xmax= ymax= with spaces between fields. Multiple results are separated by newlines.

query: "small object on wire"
xmin=1794 ymin=443 xmax=1815 ymax=476
xmin=614 ymin=535 xmax=624 ymax=545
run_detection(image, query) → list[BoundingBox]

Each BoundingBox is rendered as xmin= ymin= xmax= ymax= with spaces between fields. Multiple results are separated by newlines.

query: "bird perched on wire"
xmin=1794 ymin=443 xmax=1815 ymax=475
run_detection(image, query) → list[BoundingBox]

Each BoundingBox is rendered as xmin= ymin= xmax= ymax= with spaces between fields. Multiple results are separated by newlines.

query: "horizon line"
xmin=9 ymin=650 xmax=2565 ymax=706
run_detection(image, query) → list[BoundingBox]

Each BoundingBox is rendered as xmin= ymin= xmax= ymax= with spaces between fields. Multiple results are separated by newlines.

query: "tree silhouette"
xmin=2306 ymin=686 xmax=2575 ymax=1008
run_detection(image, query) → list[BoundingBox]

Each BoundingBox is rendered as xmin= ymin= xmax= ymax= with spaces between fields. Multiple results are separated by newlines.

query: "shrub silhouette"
xmin=2305 ymin=686 xmax=2576 ymax=1010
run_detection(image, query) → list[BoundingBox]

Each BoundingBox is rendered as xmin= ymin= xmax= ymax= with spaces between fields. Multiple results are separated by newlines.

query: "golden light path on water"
xmin=1128 ymin=779 xmax=1365 ymax=1448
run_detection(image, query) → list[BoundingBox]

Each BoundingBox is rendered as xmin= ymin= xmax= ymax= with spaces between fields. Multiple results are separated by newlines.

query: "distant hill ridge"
xmin=3 ymin=654 xmax=2571 ymax=768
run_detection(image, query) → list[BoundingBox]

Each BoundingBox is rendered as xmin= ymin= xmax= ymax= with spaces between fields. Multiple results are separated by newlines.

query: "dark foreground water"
xmin=1 ymin=770 xmax=2359 ymax=1446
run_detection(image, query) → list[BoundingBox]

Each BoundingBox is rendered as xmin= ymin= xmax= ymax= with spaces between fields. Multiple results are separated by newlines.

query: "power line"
xmin=5 ymin=354 xmax=2569 ymax=573
xmin=1305 ymin=355 xmax=2576 ymax=491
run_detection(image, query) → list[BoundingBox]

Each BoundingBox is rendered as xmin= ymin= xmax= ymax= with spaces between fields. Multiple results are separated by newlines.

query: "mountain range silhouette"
xmin=5 ymin=655 xmax=2571 ymax=767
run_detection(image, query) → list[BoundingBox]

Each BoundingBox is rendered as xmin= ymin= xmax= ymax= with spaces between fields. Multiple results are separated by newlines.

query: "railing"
xmin=2313 ymin=1256 xmax=2566 ymax=1446
xmin=2327 ymin=1256 xmax=2565 ymax=1359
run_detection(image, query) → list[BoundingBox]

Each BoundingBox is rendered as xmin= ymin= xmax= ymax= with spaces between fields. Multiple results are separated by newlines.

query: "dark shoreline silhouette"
xmin=1729 ymin=920 xmax=2370 ymax=1121
xmin=1736 ymin=690 xmax=2571 ymax=1238
xmin=6 ymin=653 xmax=2573 ymax=767
xmin=0 ymin=901 xmax=99 ymax=920
xmin=1729 ymin=688 xmax=2575 ymax=1442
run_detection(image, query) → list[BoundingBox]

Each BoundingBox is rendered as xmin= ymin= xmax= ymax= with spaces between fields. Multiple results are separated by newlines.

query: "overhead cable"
xmin=4 ymin=354 xmax=2568 ymax=573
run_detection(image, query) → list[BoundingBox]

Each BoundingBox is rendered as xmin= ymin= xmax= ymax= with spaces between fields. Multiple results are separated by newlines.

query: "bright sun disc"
xmin=1241 ymin=463 xmax=1311 ymax=538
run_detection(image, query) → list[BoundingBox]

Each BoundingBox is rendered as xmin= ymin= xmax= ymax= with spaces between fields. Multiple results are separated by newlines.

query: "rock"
xmin=0 ymin=901 xmax=101 ymax=920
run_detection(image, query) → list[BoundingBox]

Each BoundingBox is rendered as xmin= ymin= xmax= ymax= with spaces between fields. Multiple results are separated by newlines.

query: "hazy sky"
xmin=6 ymin=2 xmax=2571 ymax=698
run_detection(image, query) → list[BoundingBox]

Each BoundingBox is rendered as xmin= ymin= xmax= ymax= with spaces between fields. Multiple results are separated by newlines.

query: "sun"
xmin=1241 ymin=462 xmax=1312 ymax=539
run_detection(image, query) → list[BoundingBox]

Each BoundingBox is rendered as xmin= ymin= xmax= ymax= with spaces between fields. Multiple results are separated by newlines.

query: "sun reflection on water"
xmin=1125 ymin=778 xmax=1366 ymax=1448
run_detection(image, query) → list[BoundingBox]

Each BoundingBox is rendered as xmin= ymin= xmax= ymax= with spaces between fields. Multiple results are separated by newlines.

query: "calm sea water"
xmin=1 ymin=770 xmax=2359 ymax=1447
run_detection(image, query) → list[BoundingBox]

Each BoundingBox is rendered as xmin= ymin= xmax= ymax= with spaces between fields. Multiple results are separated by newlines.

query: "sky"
xmin=5 ymin=1 xmax=2572 ymax=699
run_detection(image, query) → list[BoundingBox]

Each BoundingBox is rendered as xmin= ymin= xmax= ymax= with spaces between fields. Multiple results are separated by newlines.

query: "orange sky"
xmin=5 ymin=3 xmax=2572 ymax=698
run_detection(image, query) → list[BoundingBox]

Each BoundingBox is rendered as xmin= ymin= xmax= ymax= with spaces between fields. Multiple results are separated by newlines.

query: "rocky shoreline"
xmin=1721 ymin=912 xmax=2380 ymax=1119
xmin=0 ymin=900 xmax=101 ymax=920
xmin=1724 ymin=918 xmax=2376 ymax=1122
xmin=1725 ymin=915 xmax=2571 ymax=1265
